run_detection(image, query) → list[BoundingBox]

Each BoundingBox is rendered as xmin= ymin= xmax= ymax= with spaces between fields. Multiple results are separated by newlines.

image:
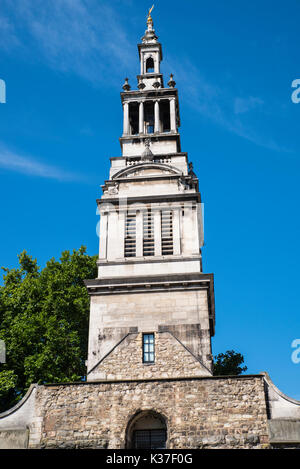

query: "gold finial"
xmin=147 ymin=5 xmax=154 ymax=24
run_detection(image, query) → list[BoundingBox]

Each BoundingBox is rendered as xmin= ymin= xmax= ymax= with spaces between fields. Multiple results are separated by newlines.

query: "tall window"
xmin=144 ymin=101 xmax=154 ymax=134
xmin=161 ymin=210 xmax=173 ymax=255
xmin=129 ymin=102 xmax=139 ymax=135
xmin=125 ymin=212 xmax=136 ymax=257
xmin=143 ymin=210 xmax=154 ymax=256
xmin=146 ymin=57 xmax=154 ymax=73
xmin=160 ymin=100 xmax=171 ymax=133
xmin=143 ymin=333 xmax=155 ymax=363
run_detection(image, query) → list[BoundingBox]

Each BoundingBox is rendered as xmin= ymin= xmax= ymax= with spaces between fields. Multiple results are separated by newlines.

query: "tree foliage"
xmin=213 ymin=350 xmax=248 ymax=376
xmin=0 ymin=247 xmax=97 ymax=412
xmin=0 ymin=247 xmax=248 ymax=412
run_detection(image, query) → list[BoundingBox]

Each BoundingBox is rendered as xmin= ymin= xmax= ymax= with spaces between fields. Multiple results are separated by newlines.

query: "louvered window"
xmin=143 ymin=210 xmax=154 ymax=256
xmin=161 ymin=210 xmax=173 ymax=255
xmin=125 ymin=212 xmax=136 ymax=257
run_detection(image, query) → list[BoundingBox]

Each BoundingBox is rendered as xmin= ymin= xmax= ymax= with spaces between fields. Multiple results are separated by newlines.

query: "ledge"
xmin=42 ymin=373 xmax=264 ymax=388
xmin=96 ymin=255 xmax=202 ymax=266
xmin=97 ymin=192 xmax=201 ymax=206
xmin=110 ymin=152 xmax=188 ymax=161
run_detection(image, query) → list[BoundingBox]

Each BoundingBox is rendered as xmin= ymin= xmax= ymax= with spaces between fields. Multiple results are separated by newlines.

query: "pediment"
xmin=112 ymin=163 xmax=181 ymax=180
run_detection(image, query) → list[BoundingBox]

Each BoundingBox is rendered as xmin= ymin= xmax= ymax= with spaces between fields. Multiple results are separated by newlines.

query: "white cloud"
xmin=165 ymin=57 xmax=291 ymax=153
xmin=0 ymin=13 xmax=20 ymax=50
xmin=234 ymin=96 xmax=264 ymax=115
xmin=3 ymin=0 xmax=135 ymax=85
xmin=0 ymin=145 xmax=80 ymax=181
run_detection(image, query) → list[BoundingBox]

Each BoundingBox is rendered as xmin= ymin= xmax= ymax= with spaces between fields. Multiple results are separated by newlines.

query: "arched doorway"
xmin=126 ymin=410 xmax=167 ymax=449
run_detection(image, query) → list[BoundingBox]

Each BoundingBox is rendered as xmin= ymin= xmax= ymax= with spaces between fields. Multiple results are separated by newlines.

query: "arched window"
xmin=126 ymin=410 xmax=167 ymax=449
xmin=146 ymin=57 xmax=154 ymax=73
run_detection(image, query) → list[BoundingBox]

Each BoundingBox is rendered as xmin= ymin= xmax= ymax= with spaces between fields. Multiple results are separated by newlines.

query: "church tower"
xmin=4 ymin=10 xmax=295 ymax=452
xmin=85 ymin=11 xmax=215 ymax=381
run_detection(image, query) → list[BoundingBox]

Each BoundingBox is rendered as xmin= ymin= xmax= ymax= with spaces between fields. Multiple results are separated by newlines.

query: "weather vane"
xmin=147 ymin=5 xmax=154 ymax=24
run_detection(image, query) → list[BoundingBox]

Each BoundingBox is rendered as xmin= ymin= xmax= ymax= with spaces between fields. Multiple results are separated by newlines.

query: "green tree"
xmin=213 ymin=350 xmax=247 ymax=376
xmin=0 ymin=247 xmax=97 ymax=412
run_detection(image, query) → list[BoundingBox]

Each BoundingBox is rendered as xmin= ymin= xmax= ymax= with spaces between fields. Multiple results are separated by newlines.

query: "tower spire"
xmin=119 ymin=7 xmax=181 ymax=156
xmin=142 ymin=4 xmax=158 ymax=44
xmin=147 ymin=5 xmax=154 ymax=27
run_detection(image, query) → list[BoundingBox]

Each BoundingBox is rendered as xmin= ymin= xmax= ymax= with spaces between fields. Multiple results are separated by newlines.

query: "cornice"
xmin=96 ymin=192 xmax=201 ymax=206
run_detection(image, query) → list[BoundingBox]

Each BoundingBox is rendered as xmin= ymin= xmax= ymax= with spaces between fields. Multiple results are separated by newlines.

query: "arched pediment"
xmin=112 ymin=163 xmax=182 ymax=180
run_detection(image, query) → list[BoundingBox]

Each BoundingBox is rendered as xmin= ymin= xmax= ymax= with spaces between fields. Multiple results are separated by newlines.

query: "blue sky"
xmin=0 ymin=0 xmax=300 ymax=399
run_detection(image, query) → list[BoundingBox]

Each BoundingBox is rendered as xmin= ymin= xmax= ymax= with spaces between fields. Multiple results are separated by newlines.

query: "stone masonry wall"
xmin=33 ymin=376 xmax=270 ymax=449
xmin=88 ymin=331 xmax=211 ymax=381
xmin=88 ymin=289 xmax=212 ymax=377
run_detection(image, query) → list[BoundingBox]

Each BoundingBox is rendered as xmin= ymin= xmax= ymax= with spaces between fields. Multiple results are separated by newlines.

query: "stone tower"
xmin=1 ymin=11 xmax=300 ymax=452
xmin=84 ymin=12 xmax=215 ymax=382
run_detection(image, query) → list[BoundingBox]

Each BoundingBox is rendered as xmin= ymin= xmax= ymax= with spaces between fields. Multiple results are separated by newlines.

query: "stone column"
xmin=118 ymin=210 xmax=125 ymax=259
xmin=98 ymin=211 xmax=108 ymax=259
xmin=154 ymin=209 xmax=162 ymax=256
xmin=136 ymin=210 xmax=143 ymax=257
xmin=170 ymin=97 xmax=176 ymax=132
xmin=107 ymin=210 xmax=119 ymax=260
xmin=139 ymin=101 xmax=144 ymax=134
xmin=172 ymin=208 xmax=181 ymax=255
xmin=123 ymin=102 xmax=130 ymax=135
xmin=197 ymin=203 xmax=204 ymax=249
xmin=141 ymin=53 xmax=145 ymax=75
xmin=154 ymin=56 xmax=159 ymax=74
xmin=154 ymin=100 xmax=160 ymax=133
xmin=182 ymin=203 xmax=195 ymax=254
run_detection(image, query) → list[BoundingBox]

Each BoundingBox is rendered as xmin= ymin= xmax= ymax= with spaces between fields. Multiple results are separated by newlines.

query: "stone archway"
xmin=125 ymin=410 xmax=167 ymax=449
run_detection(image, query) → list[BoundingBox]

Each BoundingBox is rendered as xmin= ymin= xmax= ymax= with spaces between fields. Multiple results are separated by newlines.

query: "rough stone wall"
xmin=89 ymin=331 xmax=211 ymax=381
xmin=33 ymin=376 xmax=270 ymax=449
